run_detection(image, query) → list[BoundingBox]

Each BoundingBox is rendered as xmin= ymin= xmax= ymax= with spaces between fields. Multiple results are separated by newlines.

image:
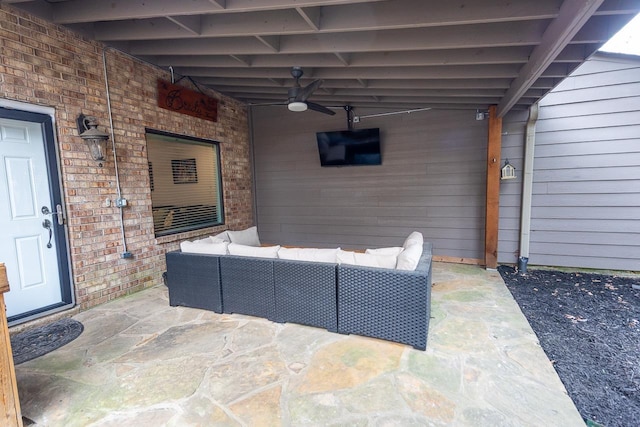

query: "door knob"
xmin=42 ymin=219 xmax=53 ymax=248
xmin=41 ymin=204 xmax=65 ymax=225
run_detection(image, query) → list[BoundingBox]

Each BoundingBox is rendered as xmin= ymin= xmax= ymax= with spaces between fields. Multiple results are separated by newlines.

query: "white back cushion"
xmin=209 ymin=230 xmax=230 ymax=243
xmin=180 ymin=240 xmax=229 ymax=255
xmin=227 ymin=226 xmax=261 ymax=246
xmin=277 ymin=247 xmax=340 ymax=263
xmin=365 ymin=246 xmax=404 ymax=256
xmin=228 ymin=243 xmax=280 ymax=259
xmin=396 ymin=242 xmax=423 ymax=271
xmin=403 ymin=231 xmax=424 ymax=249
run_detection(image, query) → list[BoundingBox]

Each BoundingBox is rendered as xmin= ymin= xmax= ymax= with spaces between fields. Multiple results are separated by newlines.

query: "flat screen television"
xmin=316 ymin=128 xmax=381 ymax=166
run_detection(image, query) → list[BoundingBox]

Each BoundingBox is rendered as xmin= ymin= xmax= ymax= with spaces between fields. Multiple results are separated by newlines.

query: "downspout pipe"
xmin=518 ymin=103 xmax=539 ymax=273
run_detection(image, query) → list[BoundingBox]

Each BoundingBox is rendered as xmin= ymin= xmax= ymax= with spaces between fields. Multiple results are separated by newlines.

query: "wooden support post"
xmin=485 ymin=106 xmax=502 ymax=269
xmin=0 ymin=263 xmax=23 ymax=427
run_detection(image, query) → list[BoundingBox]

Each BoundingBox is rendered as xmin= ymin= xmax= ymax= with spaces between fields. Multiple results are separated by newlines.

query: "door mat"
xmin=10 ymin=318 xmax=84 ymax=365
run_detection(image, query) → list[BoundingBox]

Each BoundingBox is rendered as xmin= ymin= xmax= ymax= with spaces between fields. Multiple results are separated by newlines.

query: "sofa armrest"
xmin=165 ymin=251 xmax=223 ymax=313
xmin=337 ymin=243 xmax=432 ymax=350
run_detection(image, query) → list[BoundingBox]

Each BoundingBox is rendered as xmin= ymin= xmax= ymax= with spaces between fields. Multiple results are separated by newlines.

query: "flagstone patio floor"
xmin=13 ymin=262 xmax=585 ymax=426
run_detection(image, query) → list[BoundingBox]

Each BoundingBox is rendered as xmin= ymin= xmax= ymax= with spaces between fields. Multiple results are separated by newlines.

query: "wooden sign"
xmin=157 ymin=79 xmax=218 ymax=122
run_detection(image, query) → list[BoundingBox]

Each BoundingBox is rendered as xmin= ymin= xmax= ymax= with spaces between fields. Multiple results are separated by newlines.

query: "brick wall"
xmin=0 ymin=4 xmax=253 ymax=310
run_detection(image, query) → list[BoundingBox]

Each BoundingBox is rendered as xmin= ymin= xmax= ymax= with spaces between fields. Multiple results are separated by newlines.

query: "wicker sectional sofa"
xmin=165 ymin=242 xmax=433 ymax=350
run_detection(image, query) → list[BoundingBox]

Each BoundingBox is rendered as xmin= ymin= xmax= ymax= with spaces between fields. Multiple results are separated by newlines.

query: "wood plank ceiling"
xmin=5 ymin=0 xmax=638 ymax=116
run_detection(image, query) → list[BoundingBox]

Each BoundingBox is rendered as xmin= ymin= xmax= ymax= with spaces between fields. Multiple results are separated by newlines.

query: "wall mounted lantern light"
xmin=77 ymin=113 xmax=109 ymax=166
xmin=475 ymin=109 xmax=489 ymax=121
xmin=501 ymin=159 xmax=516 ymax=180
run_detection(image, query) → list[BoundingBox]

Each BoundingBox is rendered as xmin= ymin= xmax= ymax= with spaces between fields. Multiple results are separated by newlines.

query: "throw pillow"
xmin=180 ymin=240 xmax=229 ymax=255
xmin=228 ymin=243 xmax=280 ymax=259
xmin=396 ymin=242 xmax=423 ymax=271
xmin=227 ymin=226 xmax=261 ymax=246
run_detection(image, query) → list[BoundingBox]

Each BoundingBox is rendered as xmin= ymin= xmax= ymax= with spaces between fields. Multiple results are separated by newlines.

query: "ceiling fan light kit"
xmin=287 ymin=101 xmax=308 ymax=112
xmin=283 ymin=67 xmax=335 ymax=115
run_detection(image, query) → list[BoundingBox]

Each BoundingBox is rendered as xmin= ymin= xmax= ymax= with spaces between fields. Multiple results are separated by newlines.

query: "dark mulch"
xmin=498 ymin=266 xmax=640 ymax=427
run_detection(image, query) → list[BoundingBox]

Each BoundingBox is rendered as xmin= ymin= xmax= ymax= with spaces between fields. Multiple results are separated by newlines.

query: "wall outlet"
xmin=115 ymin=198 xmax=127 ymax=207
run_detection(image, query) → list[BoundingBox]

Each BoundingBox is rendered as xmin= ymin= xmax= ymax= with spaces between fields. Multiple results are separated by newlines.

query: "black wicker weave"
xmin=273 ymin=259 xmax=338 ymax=332
xmin=220 ymin=256 xmax=278 ymax=321
xmin=337 ymin=243 xmax=432 ymax=350
xmin=165 ymin=241 xmax=433 ymax=350
xmin=165 ymin=251 xmax=223 ymax=313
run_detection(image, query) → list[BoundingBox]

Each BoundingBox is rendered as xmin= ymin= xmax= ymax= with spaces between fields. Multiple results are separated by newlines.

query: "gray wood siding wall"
xmin=499 ymin=53 xmax=640 ymax=271
xmin=251 ymin=107 xmax=488 ymax=259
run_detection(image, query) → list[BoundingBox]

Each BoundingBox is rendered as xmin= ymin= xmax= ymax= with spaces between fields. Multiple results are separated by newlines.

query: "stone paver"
xmin=14 ymin=263 xmax=585 ymax=426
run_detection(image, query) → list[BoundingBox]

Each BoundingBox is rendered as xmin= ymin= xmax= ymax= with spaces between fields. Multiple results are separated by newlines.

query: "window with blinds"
xmin=146 ymin=130 xmax=224 ymax=237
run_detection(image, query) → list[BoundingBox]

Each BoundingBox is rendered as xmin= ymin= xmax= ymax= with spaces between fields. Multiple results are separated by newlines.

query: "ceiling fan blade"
xmin=249 ymin=101 xmax=287 ymax=106
xmin=307 ymin=102 xmax=336 ymax=115
xmin=287 ymin=86 xmax=301 ymax=103
xmin=298 ymin=79 xmax=323 ymax=101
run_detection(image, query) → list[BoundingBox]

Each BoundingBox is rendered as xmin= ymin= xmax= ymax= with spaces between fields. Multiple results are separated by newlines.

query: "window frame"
xmin=145 ymin=128 xmax=225 ymax=237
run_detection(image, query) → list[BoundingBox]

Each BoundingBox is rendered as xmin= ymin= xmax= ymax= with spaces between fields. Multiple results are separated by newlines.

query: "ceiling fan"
xmin=285 ymin=67 xmax=336 ymax=115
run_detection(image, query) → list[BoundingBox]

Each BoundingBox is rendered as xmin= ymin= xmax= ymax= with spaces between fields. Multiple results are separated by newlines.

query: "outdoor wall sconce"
xmin=77 ymin=113 xmax=109 ymax=166
xmin=475 ymin=110 xmax=489 ymax=120
xmin=501 ymin=159 xmax=516 ymax=180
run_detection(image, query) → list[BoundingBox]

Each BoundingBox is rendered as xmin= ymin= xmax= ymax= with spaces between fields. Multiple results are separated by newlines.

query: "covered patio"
xmin=15 ymin=262 xmax=583 ymax=426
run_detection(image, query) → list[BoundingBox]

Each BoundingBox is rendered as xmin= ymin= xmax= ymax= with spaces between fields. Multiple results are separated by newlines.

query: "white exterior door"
xmin=0 ymin=116 xmax=67 ymax=319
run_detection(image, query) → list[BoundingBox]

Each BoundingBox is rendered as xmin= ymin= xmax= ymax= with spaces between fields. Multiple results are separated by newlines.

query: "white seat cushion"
xmin=228 ymin=243 xmax=280 ymax=259
xmin=337 ymin=249 xmax=397 ymax=269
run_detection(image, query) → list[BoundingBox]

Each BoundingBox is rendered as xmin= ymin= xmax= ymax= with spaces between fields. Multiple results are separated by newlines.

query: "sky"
xmin=599 ymin=13 xmax=640 ymax=56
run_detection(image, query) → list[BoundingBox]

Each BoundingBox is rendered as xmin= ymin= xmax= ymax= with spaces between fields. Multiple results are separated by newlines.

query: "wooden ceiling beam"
xmin=319 ymin=0 xmax=561 ymax=31
xmin=173 ymin=63 xmax=572 ymax=80
xmin=50 ymin=0 xmax=384 ymax=24
xmin=497 ymin=0 xmax=605 ymax=116
xmin=144 ymin=45 xmax=591 ymax=69
xmin=255 ymin=36 xmax=281 ymax=52
xmin=296 ymin=7 xmax=322 ymax=31
xmin=208 ymin=0 xmax=226 ymax=8
xmin=129 ymin=20 xmax=549 ymax=56
xmin=93 ymin=9 xmax=312 ymax=41
xmin=166 ymin=16 xmax=201 ymax=35
xmin=194 ymin=77 xmax=555 ymax=90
